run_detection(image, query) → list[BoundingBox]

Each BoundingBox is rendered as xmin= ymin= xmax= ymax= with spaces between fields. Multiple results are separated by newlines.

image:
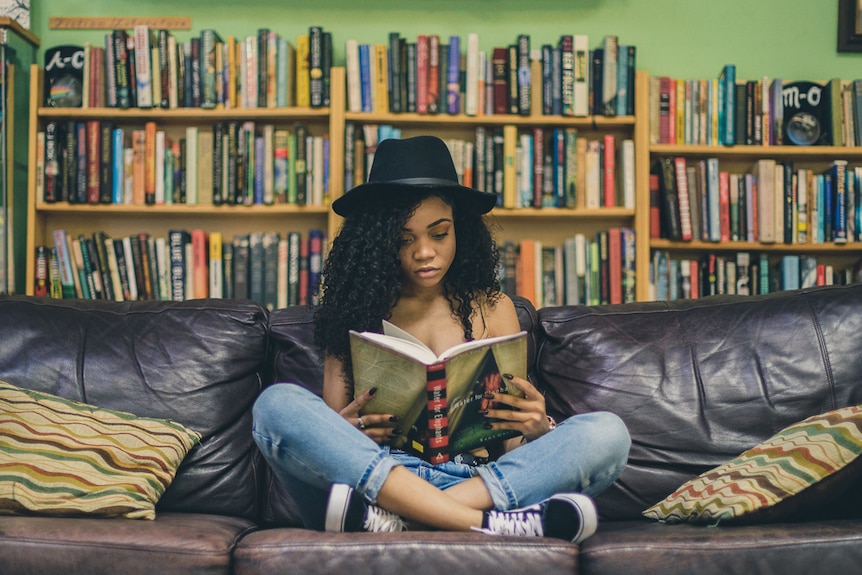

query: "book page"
xmin=382 ymin=319 xmax=527 ymax=362
xmin=349 ymin=332 xmax=430 ymax=450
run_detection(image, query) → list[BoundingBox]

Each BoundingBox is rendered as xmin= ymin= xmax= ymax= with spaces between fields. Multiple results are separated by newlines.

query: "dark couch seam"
xmin=804 ymin=293 xmax=837 ymax=411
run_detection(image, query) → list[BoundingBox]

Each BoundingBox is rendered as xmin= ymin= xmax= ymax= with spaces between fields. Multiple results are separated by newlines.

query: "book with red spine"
xmin=350 ymin=322 xmax=527 ymax=464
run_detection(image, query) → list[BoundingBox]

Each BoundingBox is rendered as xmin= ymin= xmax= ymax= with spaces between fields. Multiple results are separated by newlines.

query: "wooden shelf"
xmin=38 ymin=106 xmax=331 ymax=123
xmin=346 ymin=110 xmax=634 ymax=128
xmin=491 ymin=207 xmax=635 ymax=218
xmin=651 ymin=239 xmax=862 ymax=253
xmin=34 ymin=202 xmax=330 ymax=215
xmin=650 ymin=144 xmax=862 ymax=159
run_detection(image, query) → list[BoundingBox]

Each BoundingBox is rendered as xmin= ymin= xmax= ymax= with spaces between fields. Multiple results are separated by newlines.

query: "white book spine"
xmin=465 ymin=33 xmax=480 ymax=116
xmin=573 ymin=35 xmax=590 ymax=117
xmin=345 ymin=39 xmax=362 ymax=112
xmin=622 ymin=139 xmax=635 ymax=209
xmin=133 ymin=26 xmax=153 ymax=108
xmin=156 ymin=237 xmax=169 ymax=301
xmin=186 ymin=126 xmax=199 ymax=205
xmin=122 ymin=236 xmax=138 ymax=300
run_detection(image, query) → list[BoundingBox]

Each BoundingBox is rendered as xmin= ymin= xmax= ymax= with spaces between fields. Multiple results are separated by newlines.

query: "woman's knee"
xmin=252 ymin=383 xmax=313 ymax=431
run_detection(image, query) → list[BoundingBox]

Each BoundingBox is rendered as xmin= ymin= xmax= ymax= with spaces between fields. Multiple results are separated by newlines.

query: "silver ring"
xmin=357 ymin=417 xmax=366 ymax=430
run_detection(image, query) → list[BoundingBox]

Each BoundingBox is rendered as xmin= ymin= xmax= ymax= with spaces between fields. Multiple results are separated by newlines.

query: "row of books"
xmin=345 ymin=33 xmax=635 ymax=117
xmin=650 ymin=67 xmax=861 ymax=147
xmin=36 ymin=228 xmax=327 ymax=310
xmin=44 ymin=25 xmax=332 ymax=110
xmin=346 ymin=123 xmax=635 ymax=210
xmin=498 ymin=228 xmax=636 ymax=308
xmin=651 ymin=250 xmax=862 ymax=301
xmin=38 ymin=120 xmax=328 ymax=207
xmin=652 ymin=157 xmax=862 ymax=245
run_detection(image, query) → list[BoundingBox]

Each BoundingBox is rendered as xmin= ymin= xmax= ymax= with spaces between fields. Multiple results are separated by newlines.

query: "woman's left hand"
xmin=484 ymin=374 xmax=553 ymax=442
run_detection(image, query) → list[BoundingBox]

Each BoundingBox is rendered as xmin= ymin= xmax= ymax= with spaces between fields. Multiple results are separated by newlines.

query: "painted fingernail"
xmin=483 ymin=422 xmax=493 ymax=429
xmin=483 ymin=392 xmax=495 ymax=399
xmin=369 ymin=387 xmax=378 ymax=396
xmin=503 ymin=373 xmax=514 ymax=379
xmin=392 ymin=428 xmax=403 ymax=435
xmin=478 ymin=409 xmax=489 ymax=415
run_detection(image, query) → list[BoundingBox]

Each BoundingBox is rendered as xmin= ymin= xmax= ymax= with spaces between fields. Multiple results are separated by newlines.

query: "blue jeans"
xmin=252 ymin=383 xmax=630 ymax=530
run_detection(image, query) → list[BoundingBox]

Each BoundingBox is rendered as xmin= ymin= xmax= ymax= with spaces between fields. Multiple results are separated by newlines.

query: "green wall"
xmin=31 ymin=0 xmax=862 ymax=81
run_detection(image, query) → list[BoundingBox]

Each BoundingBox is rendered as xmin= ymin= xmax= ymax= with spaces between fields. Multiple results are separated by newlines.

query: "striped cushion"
xmin=643 ymin=404 xmax=862 ymax=525
xmin=0 ymin=380 xmax=201 ymax=520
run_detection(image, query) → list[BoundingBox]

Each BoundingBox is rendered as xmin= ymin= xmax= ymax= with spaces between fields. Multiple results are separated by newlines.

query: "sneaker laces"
xmin=363 ymin=505 xmax=407 ymax=532
xmin=476 ymin=508 xmax=545 ymax=537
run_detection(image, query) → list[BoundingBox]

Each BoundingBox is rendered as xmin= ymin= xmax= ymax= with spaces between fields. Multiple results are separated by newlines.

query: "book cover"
xmin=44 ymin=45 xmax=85 ymax=108
xmin=350 ymin=322 xmax=527 ymax=464
xmin=657 ymin=157 xmax=682 ymax=241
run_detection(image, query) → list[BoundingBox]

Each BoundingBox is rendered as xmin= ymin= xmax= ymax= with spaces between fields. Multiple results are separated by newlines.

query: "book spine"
xmin=446 ymin=36 xmax=460 ymax=115
xmin=309 ymin=26 xmax=324 ymax=108
xmin=425 ymin=362 xmax=449 ymax=465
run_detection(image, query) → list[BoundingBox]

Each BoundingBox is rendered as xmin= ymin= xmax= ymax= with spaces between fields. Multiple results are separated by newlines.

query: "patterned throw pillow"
xmin=643 ymin=404 xmax=862 ymax=525
xmin=0 ymin=380 xmax=201 ymax=520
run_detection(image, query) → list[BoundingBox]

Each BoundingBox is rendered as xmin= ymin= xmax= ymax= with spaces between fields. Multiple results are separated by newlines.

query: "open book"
xmin=349 ymin=320 xmax=528 ymax=464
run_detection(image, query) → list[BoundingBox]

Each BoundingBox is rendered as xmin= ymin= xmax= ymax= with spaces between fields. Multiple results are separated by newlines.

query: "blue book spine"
xmin=822 ymin=173 xmax=834 ymax=242
xmin=721 ymin=65 xmax=736 ymax=145
xmin=254 ymin=136 xmax=265 ymax=204
xmin=541 ymin=44 xmax=552 ymax=115
xmin=616 ymin=46 xmax=628 ymax=117
xmin=551 ymin=47 xmax=562 ymax=116
xmin=781 ymin=255 xmax=800 ymax=291
xmin=112 ymin=128 xmax=125 ymax=203
xmin=358 ymin=44 xmax=372 ymax=113
xmin=168 ymin=230 xmax=188 ymax=301
xmin=553 ymin=129 xmax=565 ymax=206
xmin=707 ymin=158 xmax=721 ymax=242
xmin=832 ymin=161 xmax=848 ymax=243
xmin=855 ymin=168 xmax=862 ymax=242
xmin=446 ymin=36 xmax=461 ymax=115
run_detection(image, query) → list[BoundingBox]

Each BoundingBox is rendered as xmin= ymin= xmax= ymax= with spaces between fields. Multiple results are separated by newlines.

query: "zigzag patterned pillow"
xmin=0 ymin=380 xmax=201 ymax=520
xmin=643 ymin=404 xmax=862 ymax=525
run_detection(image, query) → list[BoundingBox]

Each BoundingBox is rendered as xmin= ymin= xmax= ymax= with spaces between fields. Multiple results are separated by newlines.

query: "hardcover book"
xmin=44 ymin=45 xmax=85 ymax=108
xmin=350 ymin=322 xmax=527 ymax=464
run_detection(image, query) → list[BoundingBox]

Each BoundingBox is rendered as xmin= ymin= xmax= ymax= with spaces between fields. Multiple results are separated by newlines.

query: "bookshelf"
xmin=0 ymin=19 xmax=39 ymax=295
xmin=25 ymin=65 xmax=346 ymax=299
xmin=648 ymin=76 xmax=862 ymax=299
xmin=24 ymin=54 xmax=651 ymax=304
xmin=343 ymin=68 xmax=651 ymax=303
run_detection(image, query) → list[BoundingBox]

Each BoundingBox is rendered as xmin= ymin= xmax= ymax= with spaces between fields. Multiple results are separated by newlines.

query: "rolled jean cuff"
xmin=358 ymin=450 xmax=402 ymax=505
xmin=475 ymin=461 xmax=518 ymax=510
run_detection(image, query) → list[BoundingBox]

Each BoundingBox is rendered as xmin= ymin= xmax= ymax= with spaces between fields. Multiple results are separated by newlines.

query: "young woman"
xmin=252 ymin=136 xmax=630 ymax=542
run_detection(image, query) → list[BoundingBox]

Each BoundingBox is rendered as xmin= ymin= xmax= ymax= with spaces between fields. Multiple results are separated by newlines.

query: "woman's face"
xmin=398 ymin=195 xmax=456 ymax=293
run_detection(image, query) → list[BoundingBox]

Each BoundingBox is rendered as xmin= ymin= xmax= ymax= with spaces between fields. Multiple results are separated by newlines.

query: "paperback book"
xmin=350 ymin=321 xmax=527 ymax=464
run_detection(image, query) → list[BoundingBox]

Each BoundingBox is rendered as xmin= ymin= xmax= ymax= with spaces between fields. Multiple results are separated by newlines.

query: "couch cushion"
xmin=0 ymin=512 xmax=255 ymax=575
xmin=0 ymin=380 xmax=200 ymax=520
xmin=642 ymin=404 xmax=862 ymax=524
xmin=233 ymin=529 xmax=577 ymax=575
xmin=537 ymin=284 xmax=862 ymax=521
xmin=0 ymin=296 xmax=269 ymax=520
xmin=580 ymin=519 xmax=862 ymax=575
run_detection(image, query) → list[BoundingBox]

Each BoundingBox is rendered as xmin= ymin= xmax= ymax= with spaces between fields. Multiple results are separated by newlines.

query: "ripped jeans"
xmin=252 ymin=383 xmax=630 ymax=530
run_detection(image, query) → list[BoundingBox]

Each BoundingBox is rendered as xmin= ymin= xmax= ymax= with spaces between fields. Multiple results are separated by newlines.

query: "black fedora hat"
xmin=331 ymin=135 xmax=498 ymax=217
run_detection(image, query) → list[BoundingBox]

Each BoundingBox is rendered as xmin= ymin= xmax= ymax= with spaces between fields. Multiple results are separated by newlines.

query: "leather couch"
xmin=2 ymin=284 xmax=862 ymax=575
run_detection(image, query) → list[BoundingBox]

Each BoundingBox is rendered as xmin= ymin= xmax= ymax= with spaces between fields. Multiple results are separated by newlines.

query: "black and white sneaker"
xmin=325 ymin=483 xmax=407 ymax=533
xmin=476 ymin=493 xmax=597 ymax=544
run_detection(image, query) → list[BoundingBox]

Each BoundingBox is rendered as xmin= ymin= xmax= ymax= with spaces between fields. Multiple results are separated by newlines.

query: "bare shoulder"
xmin=482 ymin=292 xmax=522 ymax=337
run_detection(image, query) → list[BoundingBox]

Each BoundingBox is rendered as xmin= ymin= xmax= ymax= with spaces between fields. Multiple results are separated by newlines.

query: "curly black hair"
xmin=314 ymin=190 xmax=501 ymax=381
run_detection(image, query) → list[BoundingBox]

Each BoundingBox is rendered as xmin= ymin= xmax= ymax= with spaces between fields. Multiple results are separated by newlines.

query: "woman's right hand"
xmin=339 ymin=387 xmax=402 ymax=445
